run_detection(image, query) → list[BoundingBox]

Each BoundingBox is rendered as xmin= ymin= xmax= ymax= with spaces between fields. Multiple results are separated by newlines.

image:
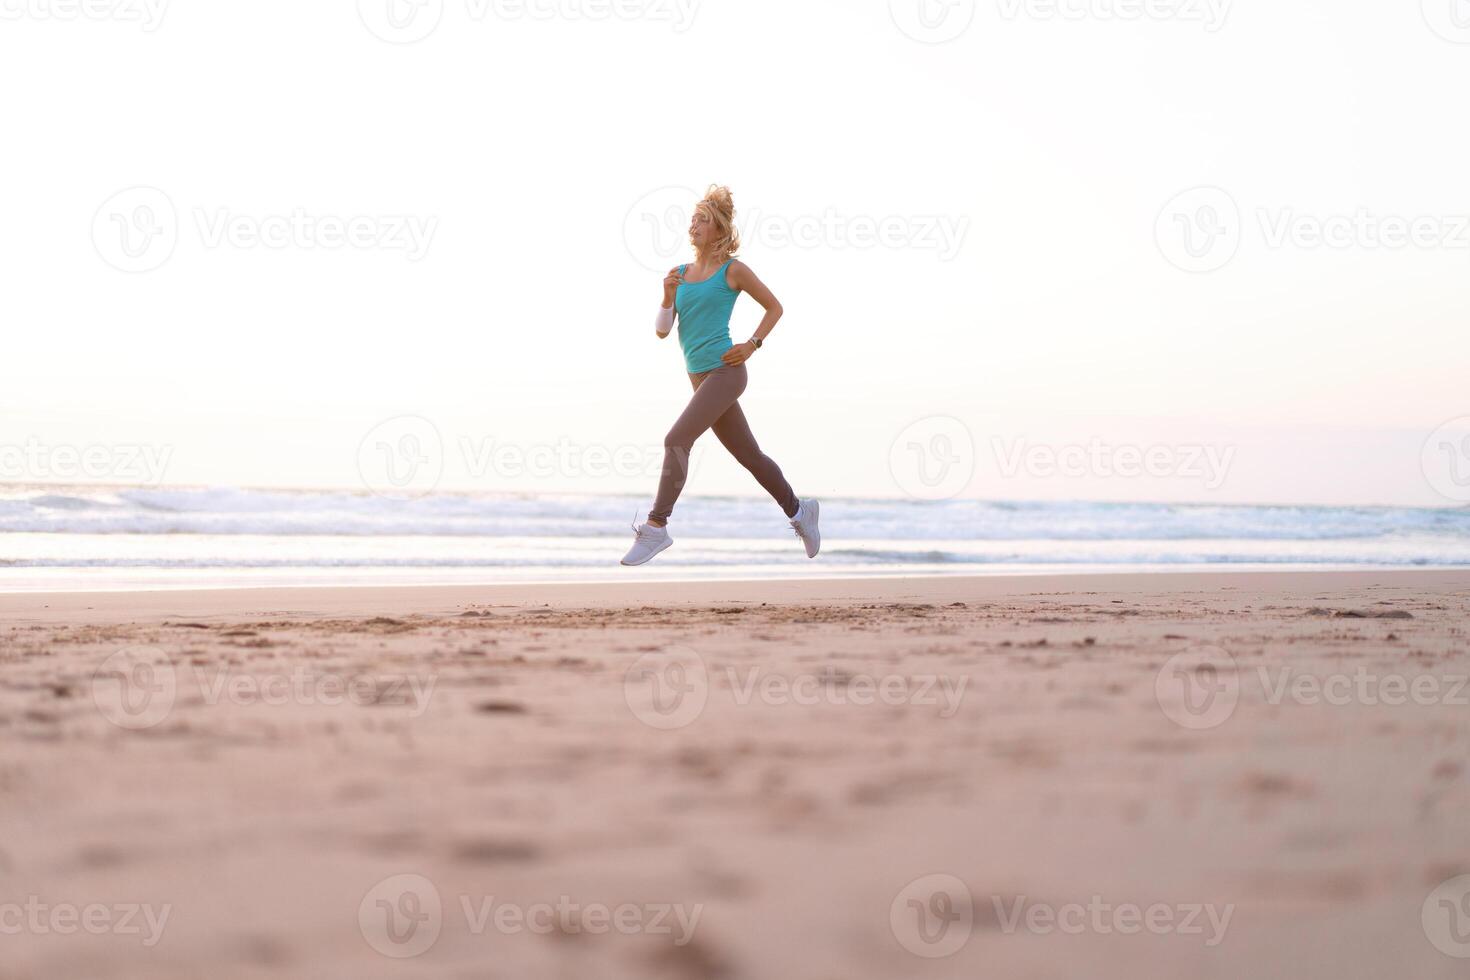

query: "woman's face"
xmin=688 ymin=208 xmax=713 ymax=249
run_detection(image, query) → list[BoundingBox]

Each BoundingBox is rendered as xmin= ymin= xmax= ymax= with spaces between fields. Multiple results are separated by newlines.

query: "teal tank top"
xmin=675 ymin=258 xmax=739 ymax=374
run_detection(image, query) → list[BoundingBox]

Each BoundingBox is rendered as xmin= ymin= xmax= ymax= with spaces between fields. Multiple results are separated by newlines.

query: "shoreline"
xmin=5 ymin=567 xmax=1468 ymax=623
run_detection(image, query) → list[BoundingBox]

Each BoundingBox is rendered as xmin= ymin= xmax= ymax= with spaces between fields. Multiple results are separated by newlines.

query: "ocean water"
xmin=2 ymin=484 xmax=1469 ymax=592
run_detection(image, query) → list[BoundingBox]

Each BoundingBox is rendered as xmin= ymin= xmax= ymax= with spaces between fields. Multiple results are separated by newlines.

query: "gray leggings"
xmin=649 ymin=362 xmax=799 ymax=525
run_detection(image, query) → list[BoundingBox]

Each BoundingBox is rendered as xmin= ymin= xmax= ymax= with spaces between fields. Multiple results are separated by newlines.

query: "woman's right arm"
xmin=656 ymin=266 xmax=682 ymax=338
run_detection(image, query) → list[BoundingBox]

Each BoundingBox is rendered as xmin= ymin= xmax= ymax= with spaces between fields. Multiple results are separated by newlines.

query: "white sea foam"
xmin=1 ymin=485 xmax=1467 ymax=590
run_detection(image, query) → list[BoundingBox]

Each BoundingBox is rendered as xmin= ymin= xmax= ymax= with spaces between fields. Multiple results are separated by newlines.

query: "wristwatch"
xmin=749 ymin=336 xmax=763 ymax=349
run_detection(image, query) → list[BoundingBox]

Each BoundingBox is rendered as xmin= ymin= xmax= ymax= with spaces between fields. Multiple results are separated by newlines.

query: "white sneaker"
xmin=621 ymin=521 xmax=672 ymax=566
xmin=789 ymin=498 xmax=820 ymax=558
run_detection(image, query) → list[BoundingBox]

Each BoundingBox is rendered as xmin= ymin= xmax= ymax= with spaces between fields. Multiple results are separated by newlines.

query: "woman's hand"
xmin=662 ymin=266 xmax=684 ymax=306
xmin=721 ymin=341 xmax=757 ymax=366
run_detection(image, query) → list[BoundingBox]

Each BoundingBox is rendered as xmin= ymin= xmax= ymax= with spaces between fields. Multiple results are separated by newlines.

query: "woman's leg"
xmin=647 ymin=364 xmax=749 ymax=526
xmin=710 ymin=398 xmax=800 ymax=519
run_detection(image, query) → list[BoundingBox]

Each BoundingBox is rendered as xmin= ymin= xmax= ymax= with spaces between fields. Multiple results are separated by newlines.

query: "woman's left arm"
xmin=721 ymin=260 xmax=783 ymax=366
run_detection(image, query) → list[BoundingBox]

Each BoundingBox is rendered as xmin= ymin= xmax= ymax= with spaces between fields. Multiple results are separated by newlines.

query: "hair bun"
xmin=702 ymin=184 xmax=735 ymax=218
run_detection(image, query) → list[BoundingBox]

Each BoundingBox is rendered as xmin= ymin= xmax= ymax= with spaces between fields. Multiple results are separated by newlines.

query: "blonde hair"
xmin=693 ymin=184 xmax=741 ymax=260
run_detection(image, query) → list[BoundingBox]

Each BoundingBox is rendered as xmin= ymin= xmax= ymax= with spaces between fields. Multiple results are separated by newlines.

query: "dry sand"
xmin=2 ymin=570 xmax=1469 ymax=979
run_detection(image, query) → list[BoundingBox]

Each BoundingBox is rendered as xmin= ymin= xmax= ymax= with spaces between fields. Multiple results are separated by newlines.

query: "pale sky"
xmin=3 ymin=0 xmax=1468 ymax=507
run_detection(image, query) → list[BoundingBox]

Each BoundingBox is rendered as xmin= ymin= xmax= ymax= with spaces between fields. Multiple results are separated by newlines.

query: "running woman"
xmin=622 ymin=185 xmax=820 ymax=566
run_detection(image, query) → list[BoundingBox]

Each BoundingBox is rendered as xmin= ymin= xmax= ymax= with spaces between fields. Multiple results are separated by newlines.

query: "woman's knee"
xmin=666 ymin=427 xmax=709 ymax=467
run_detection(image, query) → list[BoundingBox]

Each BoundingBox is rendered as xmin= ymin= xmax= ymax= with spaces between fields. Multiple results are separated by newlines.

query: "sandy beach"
xmin=3 ymin=569 xmax=1469 ymax=978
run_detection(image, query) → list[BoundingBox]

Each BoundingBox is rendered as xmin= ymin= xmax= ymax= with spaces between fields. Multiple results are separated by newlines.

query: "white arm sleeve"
xmin=655 ymin=304 xmax=674 ymax=338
